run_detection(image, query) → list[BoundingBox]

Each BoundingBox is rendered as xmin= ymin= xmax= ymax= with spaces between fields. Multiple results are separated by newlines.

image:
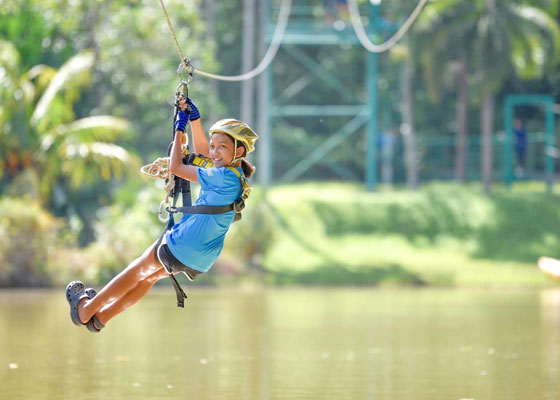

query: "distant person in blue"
xmin=65 ymin=97 xmax=258 ymax=332
xmin=513 ymin=118 xmax=527 ymax=175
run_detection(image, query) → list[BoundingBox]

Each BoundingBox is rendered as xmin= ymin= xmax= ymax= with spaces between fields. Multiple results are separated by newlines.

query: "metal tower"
xmin=257 ymin=1 xmax=389 ymax=191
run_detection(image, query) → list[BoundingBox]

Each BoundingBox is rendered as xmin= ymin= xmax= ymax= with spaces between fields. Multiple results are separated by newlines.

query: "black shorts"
xmin=156 ymin=236 xmax=202 ymax=281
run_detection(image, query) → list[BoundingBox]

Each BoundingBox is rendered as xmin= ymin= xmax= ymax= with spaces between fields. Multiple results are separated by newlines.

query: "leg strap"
xmin=156 ymin=235 xmax=188 ymax=308
xmin=168 ymin=273 xmax=187 ymax=308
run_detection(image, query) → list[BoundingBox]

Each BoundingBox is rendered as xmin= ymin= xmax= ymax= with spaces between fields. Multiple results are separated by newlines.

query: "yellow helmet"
xmin=209 ymin=119 xmax=258 ymax=155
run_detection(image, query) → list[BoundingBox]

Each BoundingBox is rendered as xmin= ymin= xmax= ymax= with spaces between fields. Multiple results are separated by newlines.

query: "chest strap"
xmin=167 ymin=203 xmax=235 ymax=214
xmin=176 ymin=153 xmax=252 ymax=221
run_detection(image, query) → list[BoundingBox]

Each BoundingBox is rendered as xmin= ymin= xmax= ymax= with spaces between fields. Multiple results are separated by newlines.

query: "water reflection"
xmin=1 ymin=287 xmax=558 ymax=400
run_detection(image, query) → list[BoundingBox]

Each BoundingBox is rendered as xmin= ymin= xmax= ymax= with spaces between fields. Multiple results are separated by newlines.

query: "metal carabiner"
xmin=175 ymin=58 xmax=194 ymax=100
xmin=177 ymin=58 xmax=194 ymax=83
xmin=158 ymin=198 xmax=170 ymax=223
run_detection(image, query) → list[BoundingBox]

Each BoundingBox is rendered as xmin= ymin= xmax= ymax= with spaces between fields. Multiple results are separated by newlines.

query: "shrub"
xmin=80 ymin=188 xmax=164 ymax=285
xmin=221 ymin=189 xmax=276 ymax=278
xmin=0 ymin=197 xmax=59 ymax=286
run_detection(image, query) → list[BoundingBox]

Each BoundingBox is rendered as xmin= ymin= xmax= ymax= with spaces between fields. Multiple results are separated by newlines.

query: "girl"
xmin=65 ymin=97 xmax=258 ymax=332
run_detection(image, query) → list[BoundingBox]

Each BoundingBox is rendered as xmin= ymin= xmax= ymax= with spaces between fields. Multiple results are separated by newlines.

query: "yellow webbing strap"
xmin=189 ymin=154 xmax=214 ymax=168
xmin=143 ymin=150 xmax=252 ymax=220
xmin=226 ymin=166 xmax=252 ymax=203
xmin=186 ymin=153 xmax=252 ymax=202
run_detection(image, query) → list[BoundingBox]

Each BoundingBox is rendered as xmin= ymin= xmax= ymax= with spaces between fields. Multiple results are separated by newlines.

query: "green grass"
xmin=255 ymin=181 xmax=560 ymax=287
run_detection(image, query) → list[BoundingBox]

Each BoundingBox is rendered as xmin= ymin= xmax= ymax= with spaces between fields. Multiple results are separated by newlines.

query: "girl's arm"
xmin=190 ymin=119 xmax=210 ymax=157
xmin=169 ymin=130 xmax=198 ymax=182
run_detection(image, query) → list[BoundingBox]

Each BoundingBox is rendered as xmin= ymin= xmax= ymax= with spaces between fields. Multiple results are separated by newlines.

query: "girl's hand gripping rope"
xmin=174 ymin=97 xmax=190 ymax=132
xmin=186 ymin=97 xmax=200 ymax=121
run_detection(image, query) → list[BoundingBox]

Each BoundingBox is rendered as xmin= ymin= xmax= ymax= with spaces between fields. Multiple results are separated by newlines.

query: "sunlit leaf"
xmin=512 ymin=5 xmax=560 ymax=55
xmin=31 ymin=51 xmax=95 ymax=127
xmin=0 ymin=40 xmax=20 ymax=74
xmin=55 ymin=116 xmax=130 ymax=143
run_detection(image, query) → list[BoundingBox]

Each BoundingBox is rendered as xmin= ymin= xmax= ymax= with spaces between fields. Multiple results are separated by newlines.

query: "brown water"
xmin=1 ymin=287 xmax=559 ymax=400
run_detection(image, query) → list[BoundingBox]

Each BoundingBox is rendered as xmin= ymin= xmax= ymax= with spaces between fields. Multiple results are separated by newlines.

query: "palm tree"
xmin=0 ymin=40 xmax=138 ymax=208
xmin=475 ymin=1 xmax=560 ymax=192
xmin=413 ymin=2 xmax=473 ymax=182
xmin=414 ymin=0 xmax=560 ymax=191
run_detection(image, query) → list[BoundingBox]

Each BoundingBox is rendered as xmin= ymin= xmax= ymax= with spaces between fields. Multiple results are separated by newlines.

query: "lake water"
xmin=1 ymin=287 xmax=559 ymax=400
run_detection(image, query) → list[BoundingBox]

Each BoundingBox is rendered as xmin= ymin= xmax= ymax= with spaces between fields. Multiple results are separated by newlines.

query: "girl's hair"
xmin=240 ymin=158 xmax=256 ymax=179
xmin=237 ymin=143 xmax=255 ymax=178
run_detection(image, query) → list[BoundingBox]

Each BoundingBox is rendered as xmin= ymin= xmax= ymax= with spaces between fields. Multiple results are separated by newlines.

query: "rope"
xmin=141 ymin=143 xmax=189 ymax=191
xmin=156 ymin=0 xmax=292 ymax=82
xmin=141 ymin=157 xmax=169 ymax=180
xmin=156 ymin=0 xmax=190 ymax=71
xmin=347 ymin=0 xmax=428 ymax=53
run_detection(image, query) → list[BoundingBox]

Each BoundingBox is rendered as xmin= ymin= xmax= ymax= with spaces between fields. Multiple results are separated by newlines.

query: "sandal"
xmin=83 ymin=288 xmax=105 ymax=333
xmin=85 ymin=288 xmax=105 ymax=333
xmin=85 ymin=288 xmax=97 ymax=299
xmin=65 ymin=281 xmax=88 ymax=326
xmin=86 ymin=315 xmax=105 ymax=333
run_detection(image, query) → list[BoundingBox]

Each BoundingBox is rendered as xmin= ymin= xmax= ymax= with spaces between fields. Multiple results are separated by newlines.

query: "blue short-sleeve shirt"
xmin=165 ymin=166 xmax=243 ymax=272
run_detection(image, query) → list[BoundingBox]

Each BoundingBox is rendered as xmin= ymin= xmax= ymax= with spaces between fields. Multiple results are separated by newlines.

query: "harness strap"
xmin=169 ymin=273 xmax=187 ymax=308
xmin=180 ymin=153 xmax=251 ymax=220
xmin=158 ymin=219 xmax=189 ymax=308
xmin=168 ymin=204 xmax=235 ymax=214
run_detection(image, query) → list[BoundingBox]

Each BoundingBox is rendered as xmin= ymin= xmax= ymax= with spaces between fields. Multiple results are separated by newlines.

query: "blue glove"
xmin=186 ymin=98 xmax=200 ymax=121
xmin=174 ymin=109 xmax=189 ymax=132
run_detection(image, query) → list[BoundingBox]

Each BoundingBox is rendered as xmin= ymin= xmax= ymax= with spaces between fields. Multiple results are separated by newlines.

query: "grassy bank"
xmin=2 ymin=181 xmax=559 ymax=288
xmin=233 ymin=182 xmax=560 ymax=287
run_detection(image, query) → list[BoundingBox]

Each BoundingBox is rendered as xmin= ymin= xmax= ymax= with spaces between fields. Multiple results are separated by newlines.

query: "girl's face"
xmin=209 ymin=133 xmax=240 ymax=167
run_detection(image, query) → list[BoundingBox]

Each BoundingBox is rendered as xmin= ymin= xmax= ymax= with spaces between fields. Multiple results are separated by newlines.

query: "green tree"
xmin=414 ymin=0 xmax=560 ymax=191
xmin=0 ymin=40 xmax=138 ymax=216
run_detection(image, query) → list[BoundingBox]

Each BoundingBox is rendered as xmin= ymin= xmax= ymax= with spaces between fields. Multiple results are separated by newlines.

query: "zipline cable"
xmin=157 ymin=0 xmax=292 ymax=82
xmin=347 ymin=0 xmax=428 ymax=53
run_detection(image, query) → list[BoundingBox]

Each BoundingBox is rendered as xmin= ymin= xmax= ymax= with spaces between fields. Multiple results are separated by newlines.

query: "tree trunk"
xmin=241 ymin=0 xmax=256 ymax=126
xmin=400 ymin=59 xmax=418 ymax=190
xmin=454 ymin=58 xmax=468 ymax=182
xmin=481 ymin=92 xmax=494 ymax=194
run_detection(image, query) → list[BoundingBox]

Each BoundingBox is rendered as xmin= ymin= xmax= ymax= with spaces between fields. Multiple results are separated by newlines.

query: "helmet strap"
xmin=228 ymin=138 xmax=246 ymax=166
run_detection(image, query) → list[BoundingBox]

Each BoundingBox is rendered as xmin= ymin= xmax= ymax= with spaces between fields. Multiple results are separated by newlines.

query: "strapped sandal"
xmin=86 ymin=315 xmax=105 ymax=333
xmin=65 ymin=281 xmax=88 ymax=326
xmin=82 ymin=288 xmax=105 ymax=333
xmin=85 ymin=288 xmax=97 ymax=299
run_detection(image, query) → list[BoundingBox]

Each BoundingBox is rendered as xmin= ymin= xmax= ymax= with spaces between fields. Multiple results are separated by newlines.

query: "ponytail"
xmin=241 ymin=159 xmax=255 ymax=179
xmin=234 ymin=141 xmax=255 ymax=178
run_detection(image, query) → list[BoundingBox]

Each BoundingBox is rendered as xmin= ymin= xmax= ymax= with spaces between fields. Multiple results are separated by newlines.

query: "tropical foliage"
xmin=414 ymin=0 xmax=560 ymax=190
xmin=0 ymin=0 xmax=559 ymax=286
xmin=0 ymin=41 xmax=138 ymax=242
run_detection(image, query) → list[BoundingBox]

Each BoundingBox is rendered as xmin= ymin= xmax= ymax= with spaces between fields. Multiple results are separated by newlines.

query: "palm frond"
xmin=25 ymin=64 xmax=57 ymax=96
xmin=54 ymin=116 xmax=130 ymax=143
xmin=62 ymin=142 xmax=139 ymax=187
xmin=64 ymin=142 xmax=130 ymax=163
xmin=31 ymin=51 xmax=95 ymax=128
xmin=512 ymin=5 xmax=560 ymax=60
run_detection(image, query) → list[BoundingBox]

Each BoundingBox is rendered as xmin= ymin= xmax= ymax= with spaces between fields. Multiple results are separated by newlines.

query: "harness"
xmin=141 ymin=151 xmax=252 ymax=223
xmin=141 ymin=59 xmax=253 ymax=307
xmin=166 ymin=152 xmax=252 ymax=223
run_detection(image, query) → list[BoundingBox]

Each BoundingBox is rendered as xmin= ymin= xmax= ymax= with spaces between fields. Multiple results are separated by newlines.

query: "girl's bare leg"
xmin=94 ymin=267 xmax=169 ymax=326
xmin=77 ymin=241 xmax=162 ymax=324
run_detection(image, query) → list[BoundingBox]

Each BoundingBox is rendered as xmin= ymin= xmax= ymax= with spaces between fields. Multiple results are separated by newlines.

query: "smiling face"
xmin=209 ymin=133 xmax=245 ymax=167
